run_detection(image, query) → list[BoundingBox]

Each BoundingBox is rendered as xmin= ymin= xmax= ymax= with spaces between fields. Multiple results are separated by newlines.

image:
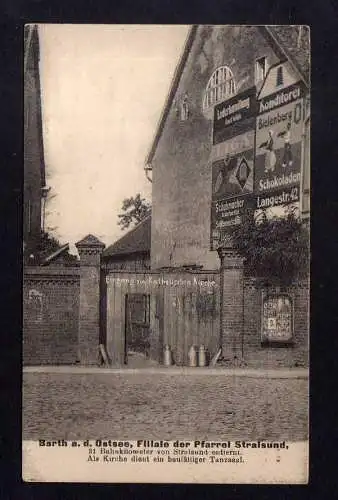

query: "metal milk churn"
xmin=198 ymin=345 xmax=207 ymax=367
xmin=187 ymin=345 xmax=197 ymax=367
xmin=163 ymin=345 xmax=173 ymax=366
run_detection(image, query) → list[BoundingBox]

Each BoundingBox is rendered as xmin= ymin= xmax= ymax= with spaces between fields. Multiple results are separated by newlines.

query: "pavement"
xmin=23 ymin=365 xmax=309 ymax=379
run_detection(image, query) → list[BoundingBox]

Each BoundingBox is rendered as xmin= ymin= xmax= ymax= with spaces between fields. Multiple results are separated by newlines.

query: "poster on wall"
xmin=254 ymin=77 xmax=305 ymax=210
xmin=261 ymin=294 xmax=293 ymax=343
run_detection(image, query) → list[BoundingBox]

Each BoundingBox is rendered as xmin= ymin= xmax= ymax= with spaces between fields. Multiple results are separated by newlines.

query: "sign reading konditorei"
xmin=261 ymin=294 xmax=293 ymax=343
xmin=213 ymin=87 xmax=257 ymax=145
xmin=210 ymin=130 xmax=255 ymax=250
xmin=254 ymin=80 xmax=305 ymax=209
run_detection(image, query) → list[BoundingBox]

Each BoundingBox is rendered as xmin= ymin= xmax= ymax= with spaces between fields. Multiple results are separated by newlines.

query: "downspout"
xmin=144 ymin=163 xmax=153 ymax=183
xmin=217 ymin=248 xmax=225 ymax=355
xmin=300 ymin=94 xmax=310 ymax=222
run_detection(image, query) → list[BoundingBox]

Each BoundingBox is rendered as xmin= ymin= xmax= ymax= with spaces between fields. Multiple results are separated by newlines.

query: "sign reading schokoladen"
xmin=254 ymin=63 xmax=305 ymax=210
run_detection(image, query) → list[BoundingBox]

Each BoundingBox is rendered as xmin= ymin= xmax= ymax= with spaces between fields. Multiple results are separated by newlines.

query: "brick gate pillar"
xmin=76 ymin=234 xmax=105 ymax=365
xmin=218 ymin=244 xmax=244 ymax=362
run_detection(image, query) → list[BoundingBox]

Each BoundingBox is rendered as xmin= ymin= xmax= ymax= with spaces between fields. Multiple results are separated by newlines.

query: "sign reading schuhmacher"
xmin=254 ymin=81 xmax=305 ymax=210
xmin=210 ymin=88 xmax=257 ymax=251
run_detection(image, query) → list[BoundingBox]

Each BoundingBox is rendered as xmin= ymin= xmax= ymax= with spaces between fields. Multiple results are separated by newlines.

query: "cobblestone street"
xmin=23 ymin=371 xmax=308 ymax=442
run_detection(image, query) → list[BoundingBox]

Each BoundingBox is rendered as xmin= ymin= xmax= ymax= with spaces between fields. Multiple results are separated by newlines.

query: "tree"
xmin=231 ymin=207 xmax=309 ymax=286
xmin=24 ymin=230 xmax=79 ymax=266
xmin=117 ymin=193 xmax=151 ymax=230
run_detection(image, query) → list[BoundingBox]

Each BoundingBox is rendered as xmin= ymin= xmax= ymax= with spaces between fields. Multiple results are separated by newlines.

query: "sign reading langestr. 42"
xmin=254 ymin=61 xmax=305 ymax=210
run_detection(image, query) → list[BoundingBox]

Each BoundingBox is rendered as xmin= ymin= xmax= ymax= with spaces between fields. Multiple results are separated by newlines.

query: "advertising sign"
xmin=210 ymin=130 xmax=255 ymax=250
xmin=254 ymin=81 xmax=305 ymax=210
xmin=213 ymin=87 xmax=257 ymax=145
xmin=261 ymin=294 xmax=293 ymax=343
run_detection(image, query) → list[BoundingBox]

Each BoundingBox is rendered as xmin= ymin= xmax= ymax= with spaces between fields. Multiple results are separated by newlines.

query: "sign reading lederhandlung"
xmin=210 ymin=88 xmax=257 ymax=251
xmin=254 ymin=82 xmax=305 ymax=210
xmin=213 ymin=86 xmax=257 ymax=145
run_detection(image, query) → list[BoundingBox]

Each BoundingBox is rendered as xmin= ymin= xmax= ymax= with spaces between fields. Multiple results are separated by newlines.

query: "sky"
xmin=38 ymin=24 xmax=189 ymax=253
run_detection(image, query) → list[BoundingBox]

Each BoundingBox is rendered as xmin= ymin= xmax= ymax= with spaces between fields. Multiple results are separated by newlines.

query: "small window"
xmin=203 ymin=66 xmax=236 ymax=112
xmin=255 ymin=56 xmax=267 ymax=84
xmin=180 ymin=94 xmax=189 ymax=121
xmin=276 ymin=66 xmax=284 ymax=87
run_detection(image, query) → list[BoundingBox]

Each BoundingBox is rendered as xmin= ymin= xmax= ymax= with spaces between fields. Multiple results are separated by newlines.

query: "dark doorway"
xmin=125 ymin=293 xmax=150 ymax=365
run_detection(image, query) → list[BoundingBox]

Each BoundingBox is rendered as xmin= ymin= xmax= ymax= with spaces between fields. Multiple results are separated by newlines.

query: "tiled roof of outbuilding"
xmin=76 ymin=234 xmax=105 ymax=247
xmin=103 ymin=216 xmax=151 ymax=258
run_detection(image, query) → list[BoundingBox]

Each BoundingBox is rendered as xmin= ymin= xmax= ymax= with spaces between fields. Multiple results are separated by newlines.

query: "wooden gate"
xmin=125 ymin=293 xmax=150 ymax=364
xmin=106 ymin=271 xmax=220 ymax=366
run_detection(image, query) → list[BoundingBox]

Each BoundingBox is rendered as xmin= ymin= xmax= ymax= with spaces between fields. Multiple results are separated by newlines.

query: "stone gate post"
xmin=75 ymin=234 xmax=105 ymax=365
xmin=218 ymin=244 xmax=244 ymax=362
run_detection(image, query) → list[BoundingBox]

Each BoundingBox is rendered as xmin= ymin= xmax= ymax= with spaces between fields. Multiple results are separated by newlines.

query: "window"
xmin=276 ymin=66 xmax=284 ymax=87
xmin=203 ymin=66 xmax=236 ymax=112
xmin=255 ymin=56 xmax=267 ymax=84
xmin=180 ymin=94 xmax=189 ymax=121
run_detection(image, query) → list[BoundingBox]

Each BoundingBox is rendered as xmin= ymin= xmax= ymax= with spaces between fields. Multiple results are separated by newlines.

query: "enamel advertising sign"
xmin=213 ymin=86 xmax=257 ymax=145
xmin=210 ymin=130 xmax=256 ymax=250
xmin=254 ymin=78 xmax=305 ymax=210
xmin=211 ymin=88 xmax=257 ymax=250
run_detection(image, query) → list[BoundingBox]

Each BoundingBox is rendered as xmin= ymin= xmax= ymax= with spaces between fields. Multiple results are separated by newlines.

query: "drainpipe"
xmin=217 ymin=247 xmax=225 ymax=353
xmin=144 ymin=163 xmax=153 ymax=183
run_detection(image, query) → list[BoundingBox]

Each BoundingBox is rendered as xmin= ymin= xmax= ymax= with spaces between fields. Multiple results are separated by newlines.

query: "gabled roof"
xmin=76 ymin=234 xmax=105 ymax=247
xmin=41 ymin=243 xmax=69 ymax=266
xmin=145 ymin=25 xmax=197 ymax=166
xmin=145 ymin=25 xmax=310 ymax=166
xmin=103 ymin=216 xmax=151 ymax=258
xmin=261 ymin=26 xmax=310 ymax=85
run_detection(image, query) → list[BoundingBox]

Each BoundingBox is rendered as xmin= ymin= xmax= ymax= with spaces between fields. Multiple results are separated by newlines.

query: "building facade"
xmin=145 ymin=25 xmax=310 ymax=270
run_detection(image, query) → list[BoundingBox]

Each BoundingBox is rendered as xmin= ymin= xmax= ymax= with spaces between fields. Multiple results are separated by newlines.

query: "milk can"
xmin=163 ymin=345 xmax=173 ymax=366
xmin=198 ymin=345 xmax=207 ymax=367
xmin=187 ymin=345 xmax=197 ymax=367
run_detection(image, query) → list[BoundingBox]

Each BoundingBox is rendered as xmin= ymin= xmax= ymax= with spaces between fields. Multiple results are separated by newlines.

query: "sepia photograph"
xmin=22 ymin=24 xmax=310 ymax=483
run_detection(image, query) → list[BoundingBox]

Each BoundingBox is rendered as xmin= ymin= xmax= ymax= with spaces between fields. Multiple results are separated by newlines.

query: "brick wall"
xmin=23 ymin=267 xmax=80 ymax=365
xmin=242 ymin=278 xmax=309 ymax=367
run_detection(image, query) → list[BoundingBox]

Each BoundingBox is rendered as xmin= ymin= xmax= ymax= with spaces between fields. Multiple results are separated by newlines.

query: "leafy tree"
xmin=117 ymin=193 xmax=151 ymax=230
xmin=24 ymin=231 xmax=78 ymax=266
xmin=231 ymin=207 xmax=309 ymax=286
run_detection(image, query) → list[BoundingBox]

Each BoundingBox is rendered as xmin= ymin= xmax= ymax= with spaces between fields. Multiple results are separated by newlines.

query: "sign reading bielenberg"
xmin=254 ymin=81 xmax=305 ymax=209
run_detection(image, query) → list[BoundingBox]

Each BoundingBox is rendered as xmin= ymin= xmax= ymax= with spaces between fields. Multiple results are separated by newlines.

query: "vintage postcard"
xmin=23 ymin=24 xmax=310 ymax=483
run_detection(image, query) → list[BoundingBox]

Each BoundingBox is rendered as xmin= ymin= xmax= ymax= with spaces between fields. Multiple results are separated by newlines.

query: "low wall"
xmin=23 ymin=267 xmax=80 ymax=365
